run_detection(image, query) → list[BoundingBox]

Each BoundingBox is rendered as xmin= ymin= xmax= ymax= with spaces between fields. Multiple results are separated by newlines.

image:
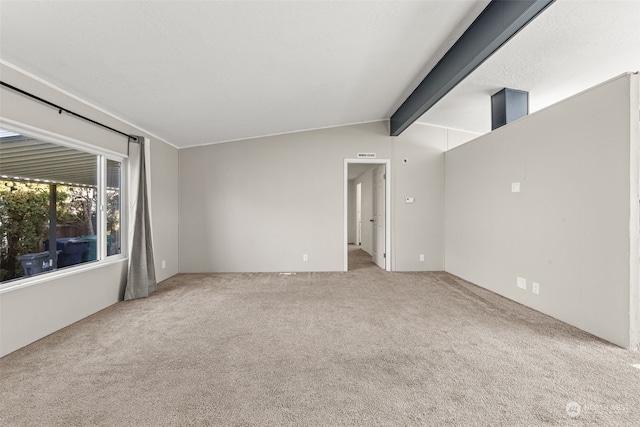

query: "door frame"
xmin=344 ymin=158 xmax=391 ymax=272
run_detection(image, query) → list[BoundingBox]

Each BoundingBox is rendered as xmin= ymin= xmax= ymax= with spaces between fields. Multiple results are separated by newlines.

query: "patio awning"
xmin=0 ymin=131 xmax=119 ymax=188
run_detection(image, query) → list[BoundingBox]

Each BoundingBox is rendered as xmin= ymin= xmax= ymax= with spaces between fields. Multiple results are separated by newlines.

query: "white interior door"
xmin=372 ymin=165 xmax=385 ymax=269
xmin=356 ymin=182 xmax=362 ymax=245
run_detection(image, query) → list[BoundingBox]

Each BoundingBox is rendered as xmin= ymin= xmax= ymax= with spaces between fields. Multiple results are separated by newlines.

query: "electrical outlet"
xmin=303 ymin=254 xmax=308 ymax=262
xmin=512 ymin=182 xmax=521 ymax=193
xmin=419 ymin=254 xmax=425 ymax=262
xmin=162 ymin=260 xmax=166 ymax=269
xmin=517 ymin=277 xmax=527 ymax=290
xmin=532 ymin=282 xmax=540 ymax=295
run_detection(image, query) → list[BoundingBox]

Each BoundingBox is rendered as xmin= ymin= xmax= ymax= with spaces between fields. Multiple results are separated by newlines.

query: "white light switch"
xmin=517 ymin=277 xmax=527 ymax=289
xmin=303 ymin=254 xmax=308 ymax=262
xmin=405 ymin=197 xmax=414 ymax=204
xmin=512 ymin=182 xmax=521 ymax=193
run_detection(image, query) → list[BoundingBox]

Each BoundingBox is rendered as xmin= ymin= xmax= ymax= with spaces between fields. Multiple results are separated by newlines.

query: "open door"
xmin=344 ymin=159 xmax=391 ymax=272
xmin=372 ymin=165 xmax=385 ymax=269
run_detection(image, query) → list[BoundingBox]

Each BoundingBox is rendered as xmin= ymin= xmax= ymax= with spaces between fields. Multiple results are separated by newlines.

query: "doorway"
xmin=344 ymin=159 xmax=391 ymax=272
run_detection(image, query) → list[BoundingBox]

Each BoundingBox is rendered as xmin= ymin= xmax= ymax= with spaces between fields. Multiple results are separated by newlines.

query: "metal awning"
xmin=0 ymin=132 xmax=119 ymax=188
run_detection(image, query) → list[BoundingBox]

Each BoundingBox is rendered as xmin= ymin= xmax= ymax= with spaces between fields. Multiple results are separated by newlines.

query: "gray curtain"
xmin=124 ymin=136 xmax=156 ymax=300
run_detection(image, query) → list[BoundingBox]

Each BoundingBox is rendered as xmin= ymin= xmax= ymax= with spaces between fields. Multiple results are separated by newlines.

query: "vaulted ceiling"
xmin=0 ymin=1 xmax=638 ymax=149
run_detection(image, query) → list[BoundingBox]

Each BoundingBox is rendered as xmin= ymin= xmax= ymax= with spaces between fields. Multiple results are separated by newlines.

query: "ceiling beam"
xmin=389 ymin=0 xmax=555 ymax=136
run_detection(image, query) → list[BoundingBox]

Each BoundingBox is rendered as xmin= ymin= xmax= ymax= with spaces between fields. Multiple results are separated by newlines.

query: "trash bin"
xmin=58 ymin=239 xmax=89 ymax=267
xmin=18 ymin=251 xmax=61 ymax=276
xmin=79 ymin=235 xmax=112 ymax=261
xmin=80 ymin=235 xmax=97 ymax=262
xmin=44 ymin=238 xmax=90 ymax=268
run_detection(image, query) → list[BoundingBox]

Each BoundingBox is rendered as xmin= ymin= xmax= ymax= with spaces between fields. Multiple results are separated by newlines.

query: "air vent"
xmin=357 ymin=153 xmax=376 ymax=158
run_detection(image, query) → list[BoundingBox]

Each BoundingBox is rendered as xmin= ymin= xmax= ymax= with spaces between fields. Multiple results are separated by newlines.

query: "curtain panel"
xmin=124 ymin=136 xmax=156 ymax=300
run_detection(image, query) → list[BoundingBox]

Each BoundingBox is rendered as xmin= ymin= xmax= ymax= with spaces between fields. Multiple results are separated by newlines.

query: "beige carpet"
xmin=1 ymin=246 xmax=639 ymax=426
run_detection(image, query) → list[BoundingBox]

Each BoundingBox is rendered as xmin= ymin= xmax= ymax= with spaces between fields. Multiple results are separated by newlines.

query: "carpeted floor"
xmin=1 ymin=245 xmax=639 ymax=426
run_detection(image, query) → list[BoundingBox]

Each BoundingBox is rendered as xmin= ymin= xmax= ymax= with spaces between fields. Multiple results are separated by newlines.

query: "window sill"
xmin=0 ymin=255 xmax=128 ymax=295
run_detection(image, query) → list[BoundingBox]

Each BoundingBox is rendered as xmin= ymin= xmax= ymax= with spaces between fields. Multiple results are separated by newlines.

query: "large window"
xmin=0 ymin=128 xmax=124 ymax=285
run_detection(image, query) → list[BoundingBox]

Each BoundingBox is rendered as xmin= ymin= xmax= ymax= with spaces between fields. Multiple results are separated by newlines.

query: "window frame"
xmin=0 ymin=118 xmax=128 ymax=293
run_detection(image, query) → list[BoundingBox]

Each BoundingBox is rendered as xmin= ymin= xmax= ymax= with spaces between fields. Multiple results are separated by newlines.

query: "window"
xmin=106 ymin=159 xmax=122 ymax=257
xmin=0 ymin=128 xmax=124 ymax=285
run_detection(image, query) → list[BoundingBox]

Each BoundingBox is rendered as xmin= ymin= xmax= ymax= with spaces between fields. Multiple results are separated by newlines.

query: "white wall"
xmin=0 ymin=62 xmax=180 ymax=356
xmin=446 ymin=127 xmax=481 ymax=150
xmin=150 ymin=139 xmax=180 ymax=282
xmin=392 ymin=124 xmax=450 ymax=271
xmin=444 ymin=73 xmax=640 ymax=349
xmin=179 ymin=121 xmax=469 ymax=272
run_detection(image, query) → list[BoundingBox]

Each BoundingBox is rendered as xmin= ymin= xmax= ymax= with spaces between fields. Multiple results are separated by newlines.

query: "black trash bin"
xmin=58 ymin=239 xmax=89 ymax=267
xmin=18 ymin=251 xmax=60 ymax=276
xmin=45 ymin=238 xmax=90 ymax=268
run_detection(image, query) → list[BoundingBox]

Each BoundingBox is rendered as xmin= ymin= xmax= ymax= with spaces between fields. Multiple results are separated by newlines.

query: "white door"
xmin=372 ymin=165 xmax=385 ymax=269
xmin=356 ymin=182 xmax=362 ymax=245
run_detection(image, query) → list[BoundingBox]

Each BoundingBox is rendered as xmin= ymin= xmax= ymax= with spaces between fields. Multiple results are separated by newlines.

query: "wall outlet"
xmin=517 ymin=277 xmax=527 ymax=290
xmin=162 ymin=260 xmax=166 ymax=269
xmin=532 ymin=282 xmax=540 ymax=295
xmin=419 ymin=254 xmax=425 ymax=262
xmin=303 ymin=254 xmax=308 ymax=262
xmin=512 ymin=182 xmax=521 ymax=193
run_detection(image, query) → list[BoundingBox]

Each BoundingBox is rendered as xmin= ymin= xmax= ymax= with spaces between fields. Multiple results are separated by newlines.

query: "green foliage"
xmin=59 ymin=186 xmax=96 ymax=235
xmin=0 ymin=180 xmax=115 ymax=281
xmin=107 ymin=190 xmax=120 ymax=231
xmin=0 ymin=181 xmax=50 ymax=280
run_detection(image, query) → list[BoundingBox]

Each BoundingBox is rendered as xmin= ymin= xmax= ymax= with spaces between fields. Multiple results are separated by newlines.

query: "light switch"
xmin=512 ymin=182 xmax=521 ymax=193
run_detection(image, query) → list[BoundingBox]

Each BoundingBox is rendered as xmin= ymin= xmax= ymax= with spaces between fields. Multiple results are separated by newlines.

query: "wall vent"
xmin=357 ymin=153 xmax=376 ymax=158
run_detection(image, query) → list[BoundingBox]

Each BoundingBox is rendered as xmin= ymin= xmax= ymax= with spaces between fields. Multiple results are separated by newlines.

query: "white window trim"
xmin=0 ymin=118 xmax=128 ymax=293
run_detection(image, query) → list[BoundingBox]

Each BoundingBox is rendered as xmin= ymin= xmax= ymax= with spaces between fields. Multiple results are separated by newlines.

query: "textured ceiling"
xmin=0 ymin=0 xmax=487 ymax=148
xmin=418 ymin=0 xmax=640 ymax=134
xmin=0 ymin=1 xmax=638 ymax=148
